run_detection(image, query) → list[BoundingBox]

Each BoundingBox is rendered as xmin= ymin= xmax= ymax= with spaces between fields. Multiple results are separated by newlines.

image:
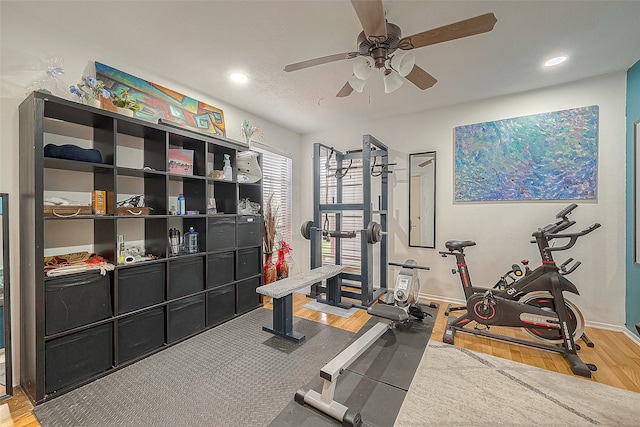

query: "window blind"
xmin=253 ymin=147 xmax=293 ymax=247
xmin=319 ymin=154 xmax=364 ymax=270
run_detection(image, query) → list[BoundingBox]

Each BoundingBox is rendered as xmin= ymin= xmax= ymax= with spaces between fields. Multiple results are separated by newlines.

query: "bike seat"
xmin=445 ymin=240 xmax=477 ymax=251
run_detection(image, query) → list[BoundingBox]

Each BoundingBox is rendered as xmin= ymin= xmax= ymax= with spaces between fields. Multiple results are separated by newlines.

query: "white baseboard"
xmin=417 ymin=292 xmax=465 ymax=307
xmin=623 ymin=328 xmax=640 ymax=347
xmin=584 ymin=320 xmax=625 ymax=332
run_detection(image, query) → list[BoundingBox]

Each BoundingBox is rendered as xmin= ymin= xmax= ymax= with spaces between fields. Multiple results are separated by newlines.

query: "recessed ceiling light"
xmin=544 ymin=56 xmax=567 ymax=67
xmin=230 ymin=72 xmax=248 ymax=83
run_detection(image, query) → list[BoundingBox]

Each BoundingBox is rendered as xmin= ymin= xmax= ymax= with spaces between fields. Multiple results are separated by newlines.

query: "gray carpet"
xmin=394 ymin=342 xmax=640 ymax=426
xmin=34 ymin=308 xmax=355 ymax=427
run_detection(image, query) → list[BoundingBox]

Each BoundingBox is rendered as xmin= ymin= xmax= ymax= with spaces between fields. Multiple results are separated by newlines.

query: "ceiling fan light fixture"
xmin=390 ymin=52 xmax=415 ymax=77
xmin=348 ymin=74 xmax=367 ymax=93
xmin=383 ymin=70 xmax=403 ymax=93
xmin=353 ymin=56 xmax=374 ymax=80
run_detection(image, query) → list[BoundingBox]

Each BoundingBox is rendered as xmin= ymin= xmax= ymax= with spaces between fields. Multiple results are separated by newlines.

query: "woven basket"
xmin=44 ymin=205 xmax=92 ymax=218
xmin=117 ymin=207 xmax=151 ymax=216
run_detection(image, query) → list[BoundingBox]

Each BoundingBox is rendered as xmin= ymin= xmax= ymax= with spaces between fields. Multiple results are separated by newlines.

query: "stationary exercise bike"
xmin=439 ymin=204 xmax=600 ymax=377
xmin=295 ymin=260 xmax=437 ymax=427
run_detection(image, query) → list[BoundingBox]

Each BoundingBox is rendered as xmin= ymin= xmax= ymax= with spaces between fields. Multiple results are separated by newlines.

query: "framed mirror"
xmin=409 ymin=152 xmax=436 ymax=248
xmin=635 ymin=121 xmax=640 ymax=265
xmin=0 ymin=193 xmax=12 ymax=400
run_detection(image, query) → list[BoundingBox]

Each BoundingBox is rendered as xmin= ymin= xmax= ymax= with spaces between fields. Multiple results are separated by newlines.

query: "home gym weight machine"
xmin=301 ymin=135 xmax=391 ymax=308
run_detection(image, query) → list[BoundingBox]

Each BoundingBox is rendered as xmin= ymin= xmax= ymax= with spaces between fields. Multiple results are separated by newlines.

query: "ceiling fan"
xmin=284 ymin=0 xmax=497 ymax=97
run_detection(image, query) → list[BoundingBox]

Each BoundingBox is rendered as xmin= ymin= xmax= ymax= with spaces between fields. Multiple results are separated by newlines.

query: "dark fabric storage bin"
xmin=118 ymin=307 xmax=165 ymax=363
xmin=45 ymin=323 xmax=113 ymax=394
xmin=237 ymin=215 xmax=262 ymax=247
xmin=207 ymin=251 xmax=234 ymax=289
xmin=45 ymin=272 xmax=112 ymax=336
xmin=168 ymin=257 xmax=204 ymax=299
xmin=236 ymin=277 xmax=261 ymax=314
xmin=207 ymin=216 xmax=236 ymax=252
xmin=167 ymin=294 xmax=205 ymax=343
xmin=237 ymin=248 xmax=260 ymax=280
xmin=206 ymin=285 xmax=235 ymax=326
xmin=117 ymin=264 xmax=165 ymax=314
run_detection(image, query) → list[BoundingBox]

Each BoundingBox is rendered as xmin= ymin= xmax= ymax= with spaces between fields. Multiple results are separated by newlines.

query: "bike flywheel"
xmin=519 ymin=291 xmax=585 ymax=344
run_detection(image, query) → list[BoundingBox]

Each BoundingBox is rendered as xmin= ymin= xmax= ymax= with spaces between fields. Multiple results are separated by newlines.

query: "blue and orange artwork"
xmin=454 ymin=106 xmax=598 ymax=202
xmin=95 ymin=62 xmax=225 ymax=137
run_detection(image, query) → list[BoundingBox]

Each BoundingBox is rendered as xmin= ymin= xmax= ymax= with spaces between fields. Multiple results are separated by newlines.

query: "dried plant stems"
xmin=263 ymin=193 xmax=276 ymax=253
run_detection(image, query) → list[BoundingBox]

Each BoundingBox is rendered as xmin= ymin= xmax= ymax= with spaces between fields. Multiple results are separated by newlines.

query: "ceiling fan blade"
xmin=398 ymin=13 xmax=497 ymax=50
xmin=405 ymin=65 xmax=437 ymax=90
xmin=418 ymin=159 xmax=433 ymax=167
xmin=336 ymin=81 xmax=354 ymax=98
xmin=351 ymin=0 xmax=387 ymax=42
xmin=284 ymin=52 xmax=359 ymax=72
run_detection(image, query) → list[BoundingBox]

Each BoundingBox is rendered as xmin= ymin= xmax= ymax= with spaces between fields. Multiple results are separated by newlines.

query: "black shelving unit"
xmin=19 ymin=91 xmax=263 ymax=404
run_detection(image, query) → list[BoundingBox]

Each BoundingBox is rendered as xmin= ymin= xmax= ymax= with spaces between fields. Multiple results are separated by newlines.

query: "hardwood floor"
xmin=2 ymin=293 xmax=639 ymax=426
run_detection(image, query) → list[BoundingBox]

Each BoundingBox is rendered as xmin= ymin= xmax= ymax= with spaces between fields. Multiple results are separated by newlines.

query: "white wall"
xmin=300 ymin=72 xmax=627 ymax=329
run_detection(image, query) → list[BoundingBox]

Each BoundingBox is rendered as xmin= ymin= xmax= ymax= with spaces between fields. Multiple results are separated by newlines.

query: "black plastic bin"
xmin=117 ymin=264 xmax=165 ymax=314
xmin=45 ymin=272 xmax=112 ymax=336
xmin=45 ymin=323 xmax=113 ymax=394
xmin=167 ymin=294 xmax=205 ymax=343
xmin=206 ymin=285 xmax=235 ymax=326
xmin=207 ymin=216 xmax=236 ymax=252
xmin=168 ymin=257 xmax=204 ymax=299
xmin=236 ymin=277 xmax=261 ymax=314
xmin=237 ymin=215 xmax=262 ymax=247
xmin=118 ymin=307 xmax=165 ymax=363
xmin=207 ymin=251 xmax=234 ymax=289
xmin=237 ymin=248 xmax=260 ymax=280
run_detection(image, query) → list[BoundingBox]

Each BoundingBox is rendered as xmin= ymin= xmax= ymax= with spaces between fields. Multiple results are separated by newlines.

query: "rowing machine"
xmin=294 ymin=304 xmax=410 ymax=427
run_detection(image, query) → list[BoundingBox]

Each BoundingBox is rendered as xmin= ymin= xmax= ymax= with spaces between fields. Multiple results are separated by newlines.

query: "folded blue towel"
xmin=44 ymin=144 xmax=103 ymax=163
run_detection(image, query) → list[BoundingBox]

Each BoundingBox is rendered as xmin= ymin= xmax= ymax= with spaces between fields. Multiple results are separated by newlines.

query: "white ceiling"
xmin=3 ymin=1 xmax=640 ymax=135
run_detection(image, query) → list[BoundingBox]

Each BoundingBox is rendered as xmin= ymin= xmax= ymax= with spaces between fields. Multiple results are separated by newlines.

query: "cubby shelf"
xmin=19 ymin=91 xmax=263 ymax=404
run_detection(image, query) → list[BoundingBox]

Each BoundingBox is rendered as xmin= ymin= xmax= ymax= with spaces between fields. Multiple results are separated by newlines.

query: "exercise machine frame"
xmin=295 ymin=304 xmax=411 ymax=427
xmin=308 ymin=135 xmax=390 ymax=308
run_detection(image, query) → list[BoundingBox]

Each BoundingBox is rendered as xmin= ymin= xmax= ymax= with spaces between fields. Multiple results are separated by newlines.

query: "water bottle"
xmin=169 ymin=228 xmax=181 ymax=256
xmin=183 ymin=226 xmax=199 ymax=254
xmin=177 ymin=193 xmax=185 ymax=215
xmin=223 ymin=154 xmax=233 ymax=181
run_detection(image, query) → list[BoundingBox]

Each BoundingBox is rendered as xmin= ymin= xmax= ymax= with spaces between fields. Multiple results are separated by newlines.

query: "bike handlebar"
xmin=555 ymin=203 xmax=577 ymax=219
xmin=543 ymin=223 xmax=601 ymax=252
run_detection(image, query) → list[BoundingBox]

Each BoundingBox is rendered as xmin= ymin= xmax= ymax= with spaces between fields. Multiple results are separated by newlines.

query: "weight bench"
xmin=256 ymin=265 xmax=347 ymax=343
xmin=294 ymin=304 xmax=410 ymax=427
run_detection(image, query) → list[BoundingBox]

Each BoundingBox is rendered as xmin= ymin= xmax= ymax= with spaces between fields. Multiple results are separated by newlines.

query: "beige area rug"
xmin=395 ymin=342 xmax=640 ymax=427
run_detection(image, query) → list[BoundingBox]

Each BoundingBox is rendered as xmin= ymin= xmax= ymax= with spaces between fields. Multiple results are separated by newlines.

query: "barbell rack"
xmin=308 ymin=135 xmax=390 ymax=308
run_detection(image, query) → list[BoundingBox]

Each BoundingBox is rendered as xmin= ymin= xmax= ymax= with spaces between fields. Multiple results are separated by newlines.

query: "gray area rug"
xmin=34 ymin=308 xmax=354 ymax=427
xmin=394 ymin=342 xmax=640 ymax=426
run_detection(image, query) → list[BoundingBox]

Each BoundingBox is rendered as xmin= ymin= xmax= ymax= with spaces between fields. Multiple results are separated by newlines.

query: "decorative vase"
xmin=263 ymin=252 xmax=277 ymax=285
xmin=276 ymin=249 xmax=289 ymax=280
xmin=116 ymin=106 xmax=134 ymax=117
